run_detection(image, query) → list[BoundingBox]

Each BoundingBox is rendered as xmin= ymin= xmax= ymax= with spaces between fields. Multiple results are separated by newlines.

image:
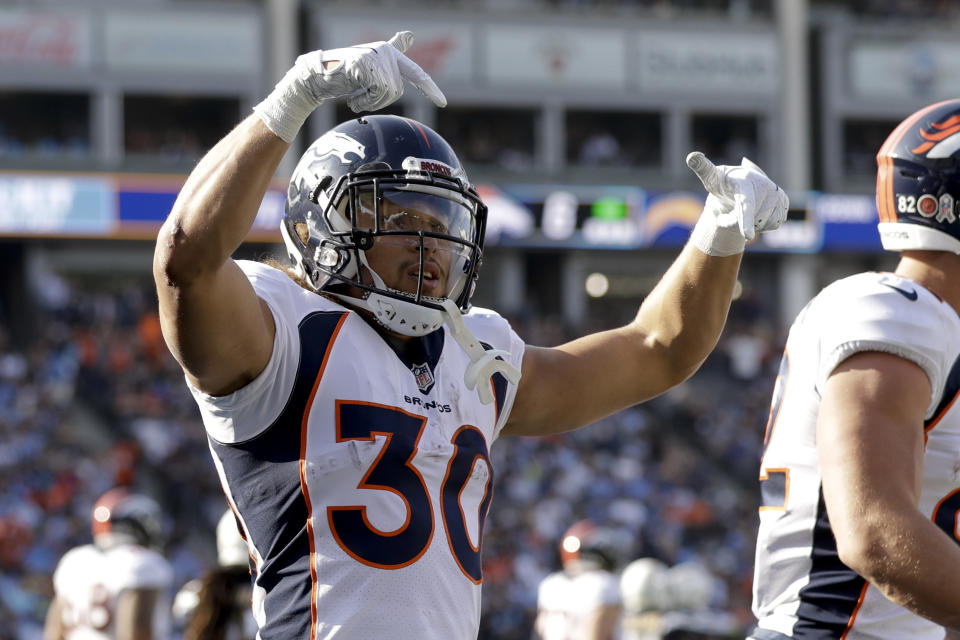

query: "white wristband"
xmin=690 ymin=194 xmax=746 ymax=257
xmin=253 ymin=58 xmax=325 ymax=144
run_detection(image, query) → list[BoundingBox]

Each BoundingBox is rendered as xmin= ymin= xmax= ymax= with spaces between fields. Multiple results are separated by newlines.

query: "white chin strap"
xmin=440 ymin=299 xmax=521 ymax=405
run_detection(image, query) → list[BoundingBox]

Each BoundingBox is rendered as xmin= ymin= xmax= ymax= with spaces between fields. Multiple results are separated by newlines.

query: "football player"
xmin=152 ymin=30 xmax=787 ymax=639
xmin=750 ymin=99 xmax=960 ymax=639
xmin=43 ymin=488 xmax=173 ymax=640
xmin=534 ymin=520 xmax=623 ymax=640
xmin=620 ymin=556 xmax=670 ymax=640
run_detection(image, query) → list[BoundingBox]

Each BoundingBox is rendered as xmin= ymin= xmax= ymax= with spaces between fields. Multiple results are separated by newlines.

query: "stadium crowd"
xmin=0 ymin=274 xmax=781 ymax=639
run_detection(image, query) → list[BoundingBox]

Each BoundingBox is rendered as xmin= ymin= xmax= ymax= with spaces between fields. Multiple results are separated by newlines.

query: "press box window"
xmin=124 ymin=95 xmax=240 ymax=168
xmin=843 ymin=119 xmax=899 ymax=177
xmin=0 ymin=92 xmax=90 ymax=160
xmin=691 ymin=114 xmax=760 ymax=166
xmin=436 ymin=107 xmax=536 ymax=169
xmin=565 ymin=110 xmax=662 ymax=168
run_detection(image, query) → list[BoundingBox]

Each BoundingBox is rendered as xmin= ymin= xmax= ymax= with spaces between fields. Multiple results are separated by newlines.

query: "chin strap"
xmin=440 ymin=299 xmax=522 ymax=405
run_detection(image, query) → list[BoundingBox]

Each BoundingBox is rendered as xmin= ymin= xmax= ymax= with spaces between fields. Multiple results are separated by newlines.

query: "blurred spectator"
xmin=0 ymin=93 xmax=90 ymax=162
xmin=579 ymin=131 xmax=622 ymax=166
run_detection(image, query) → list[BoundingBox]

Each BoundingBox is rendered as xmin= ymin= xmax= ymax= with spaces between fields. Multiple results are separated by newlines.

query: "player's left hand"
xmin=686 ymin=152 xmax=789 ymax=256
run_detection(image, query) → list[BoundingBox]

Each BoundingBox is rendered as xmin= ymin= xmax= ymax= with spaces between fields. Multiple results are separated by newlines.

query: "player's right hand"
xmin=300 ymin=31 xmax=447 ymax=113
xmin=254 ymin=31 xmax=446 ymax=143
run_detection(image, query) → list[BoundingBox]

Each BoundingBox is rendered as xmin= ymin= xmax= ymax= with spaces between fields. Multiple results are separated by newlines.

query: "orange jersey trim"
xmin=299 ymin=312 xmax=348 ymax=638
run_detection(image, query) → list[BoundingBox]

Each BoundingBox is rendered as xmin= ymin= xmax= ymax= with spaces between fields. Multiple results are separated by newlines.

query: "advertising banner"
xmin=484 ymin=25 xmax=627 ymax=89
xmin=315 ymin=18 xmax=473 ymax=85
xmin=0 ymin=9 xmax=92 ymax=69
xmin=0 ymin=172 xmax=883 ymax=253
xmin=104 ymin=11 xmax=260 ymax=76
xmin=636 ymin=31 xmax=778 ymax=95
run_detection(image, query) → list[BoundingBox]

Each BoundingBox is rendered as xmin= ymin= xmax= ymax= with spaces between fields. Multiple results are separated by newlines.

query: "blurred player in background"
xmin=534 ymin=520 xmax=623 ymax=640
xmin=620 ymin=558 xmax=738 ymax=640
xmin=620 ymin=556 xmax=670 ymax=640
xmin=658 ymin=561 xmax=739 ymax=639
xmin=43 ymin=488 xmax=173 ymax=640
xmin=750 ymin=99 xmax=960 ymax=639
xmin=152 ymin=29 xmax=787 ymax=638
xmin=173 ymin=509 xmax=255 ymax=640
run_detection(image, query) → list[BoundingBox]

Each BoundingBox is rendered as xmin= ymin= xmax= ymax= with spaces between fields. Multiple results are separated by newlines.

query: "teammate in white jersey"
xmin=43 ymin=488 xmax=173 ymax=640
xmin=534 ymin=520 xmax=622 ymax=640
xmin=152 ymin=30 xmax=788 ymax=639
xmin=750 ymin=99 xmax=960 ymax=640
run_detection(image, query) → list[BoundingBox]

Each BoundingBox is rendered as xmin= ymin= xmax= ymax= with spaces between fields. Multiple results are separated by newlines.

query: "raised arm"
xmin=153 ymin=32 xmax=446 ymax=396
xmin=819 ymin=351 xmax=960 ymax=630
xmin=505 ymin=154 xmax=787 ymax=436
xmin=153 ymin=117 xmax=287 ymax=396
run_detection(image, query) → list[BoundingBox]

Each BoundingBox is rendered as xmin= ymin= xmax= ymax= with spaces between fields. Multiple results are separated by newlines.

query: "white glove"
xmin=253 ymin=31 xmax=447 ymax=143
xmin=686 ymin=151 xmax=789 ymax=257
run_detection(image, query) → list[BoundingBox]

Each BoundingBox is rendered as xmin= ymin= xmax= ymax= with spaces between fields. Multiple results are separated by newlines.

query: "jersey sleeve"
xmin=813 ymin=276 xmax=951 ymax=418
xmin=592 ymin=570 xmax=622 ymax=607
xmin=463 ymin=307 xmax=526 ymax=439
xmin=52 ymin=545 xmax=89 ymax=594
xmin=185 ymin=260 xmax=305 ymax=443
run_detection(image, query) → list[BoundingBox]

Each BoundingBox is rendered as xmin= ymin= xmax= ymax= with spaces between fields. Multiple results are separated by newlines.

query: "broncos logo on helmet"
xmin=910 ymin=113 xmax=960 ymax=159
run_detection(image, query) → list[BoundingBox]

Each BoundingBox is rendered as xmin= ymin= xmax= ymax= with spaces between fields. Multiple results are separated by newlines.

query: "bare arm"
xmin=819 ymin=351 xmax=960 ymax=630
xmin=153 ymin=115 xmax=287 ymax=395
xmin=585 ymin=603 xmax=621 ymax=640
xmin=42 ymin=597 xmax=64 ymax=640
xmin=505 ymin=243 xmax=741 ymax=435
xmin=504 ymin=153 xmax=785 ymax=437
xmin=154 ymin=34 xmax=444 ymax=396
xmin=114 ymin=588 xmax=160 ymax=640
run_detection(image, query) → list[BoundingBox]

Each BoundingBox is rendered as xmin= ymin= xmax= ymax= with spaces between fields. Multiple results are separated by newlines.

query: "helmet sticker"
xmin=940 ymin=193 xmax=956 ymax=224
xmin=896 ymin=192 xmax=958 ymax=224
xmin=309 ymin=131 xmax=366 ymax=165
xmin=916 ymin=194 xmax=937 ymax=217
xmin=401 ymin=156 xmax=465 ymax=180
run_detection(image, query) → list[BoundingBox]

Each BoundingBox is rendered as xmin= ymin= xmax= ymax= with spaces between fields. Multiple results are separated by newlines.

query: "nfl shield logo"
xmin=411 ymin=362 xmax=435 ymax=394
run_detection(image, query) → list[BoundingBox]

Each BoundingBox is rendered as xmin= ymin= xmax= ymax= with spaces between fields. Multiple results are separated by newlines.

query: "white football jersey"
xmin=189 ymin=261 xmax=525 ymax=640
xmin=534 ymin=569 xmax=621 ymax=640
xmin=51 ymin=543 xmax=173 ymax=640
xmin=752 ymin=272 xmax=960 ymax=640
